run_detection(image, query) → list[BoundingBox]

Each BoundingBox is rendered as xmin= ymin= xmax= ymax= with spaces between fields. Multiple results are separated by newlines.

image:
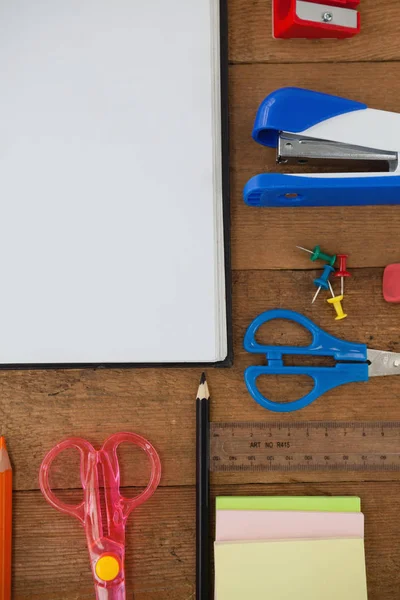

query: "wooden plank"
xmin=13 ymin=482 xmax=400 ymax=599
xmin=229 ymin=0 xmax=400 ymax=63
xmin=3 ymin=269 xmax=400 ymax=491
xmin=2 ymin=367 xmax=201 ymax=491
xmin=230 ymin=62 xmax=400 ymax=270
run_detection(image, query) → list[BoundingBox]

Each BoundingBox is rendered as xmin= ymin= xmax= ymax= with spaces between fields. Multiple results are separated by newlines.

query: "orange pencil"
xmin=0 ymin=437 xmax=12 ymax=600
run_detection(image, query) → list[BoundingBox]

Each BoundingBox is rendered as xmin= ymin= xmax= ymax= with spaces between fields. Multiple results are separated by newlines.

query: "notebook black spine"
xmin=217 ymin=0 xmax=233 ymax=369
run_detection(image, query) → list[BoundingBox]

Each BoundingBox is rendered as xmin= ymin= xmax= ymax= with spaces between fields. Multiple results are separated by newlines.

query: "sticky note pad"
xmin=215 ymin=538 xmax=368 ymax=600
xmin=216 ymin=510 xmax=364 ymax=541
xmin=216 ymin=496 xmax=361 ymax=512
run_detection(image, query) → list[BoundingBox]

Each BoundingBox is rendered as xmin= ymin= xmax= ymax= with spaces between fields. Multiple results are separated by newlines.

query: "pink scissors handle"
xmin=101 ymin=432 xmax=161 ymax=518
xmin=39 ymin=433 xmax=162 ymax=600
xmin=39 ymin=436 xmax=96 ymax=523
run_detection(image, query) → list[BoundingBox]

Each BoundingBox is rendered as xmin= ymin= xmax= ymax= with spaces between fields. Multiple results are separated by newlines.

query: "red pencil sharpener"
xmin=273 ymin=0 xmax=361 ymax=39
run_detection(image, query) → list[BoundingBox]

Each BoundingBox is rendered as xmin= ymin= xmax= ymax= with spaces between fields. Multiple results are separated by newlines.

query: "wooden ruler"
xmin=210 ymin=422 xmax=400 ymax=472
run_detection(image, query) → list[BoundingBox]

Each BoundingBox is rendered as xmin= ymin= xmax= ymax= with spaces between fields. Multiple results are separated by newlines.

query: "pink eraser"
xmin=383 ymin=264 xmax=400 ymax=303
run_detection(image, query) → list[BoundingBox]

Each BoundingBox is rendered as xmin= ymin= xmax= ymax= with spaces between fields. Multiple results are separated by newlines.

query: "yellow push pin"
xmin=327 ymin=281 xmax=347 ymax=321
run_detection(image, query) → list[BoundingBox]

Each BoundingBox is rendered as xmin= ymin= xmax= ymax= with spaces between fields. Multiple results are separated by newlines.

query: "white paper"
xmin=0 ymin=0 xmax=226 ymax=364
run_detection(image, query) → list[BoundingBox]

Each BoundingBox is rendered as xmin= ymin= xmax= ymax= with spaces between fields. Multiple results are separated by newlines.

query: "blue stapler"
xmin=244 ymin=87 xmax=400 ymax=207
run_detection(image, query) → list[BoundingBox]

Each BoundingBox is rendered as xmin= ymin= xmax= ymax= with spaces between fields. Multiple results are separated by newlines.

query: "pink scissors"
xmin=39 ymin=432 xmax=161 ymax=600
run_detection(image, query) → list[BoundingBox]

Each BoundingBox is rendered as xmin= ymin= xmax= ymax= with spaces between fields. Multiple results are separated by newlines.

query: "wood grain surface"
xmin=4 ymin=1 xmax=400 ymax=598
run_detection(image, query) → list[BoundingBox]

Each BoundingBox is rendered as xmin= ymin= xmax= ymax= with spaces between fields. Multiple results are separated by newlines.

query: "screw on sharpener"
xmin=327 ymin=285 xmax=347 ymax=320
xmin=322 ymin=11 xmax=333 ymax=22
xmin=312 ymin=265 xmax=335 ymax=304
xmin=297 ymin=245 xmax=336 ymax=266
xmin=335 ymin=254 xmax=351 ymax=295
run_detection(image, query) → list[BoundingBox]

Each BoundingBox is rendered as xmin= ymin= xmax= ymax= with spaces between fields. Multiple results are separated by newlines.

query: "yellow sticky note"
xmin=215 ymin=538 xmax=368 ymax=600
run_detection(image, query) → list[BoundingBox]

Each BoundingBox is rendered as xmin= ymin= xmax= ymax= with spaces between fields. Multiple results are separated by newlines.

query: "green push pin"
xmin=297 ymin=245 xmax=336 ymax=267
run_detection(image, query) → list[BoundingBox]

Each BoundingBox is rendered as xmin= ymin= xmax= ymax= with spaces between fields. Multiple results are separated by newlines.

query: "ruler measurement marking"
xmin=210 ymin=422 xmax=400 ymax=472
xmin=214 ymin=463 xmax=400 ymax=472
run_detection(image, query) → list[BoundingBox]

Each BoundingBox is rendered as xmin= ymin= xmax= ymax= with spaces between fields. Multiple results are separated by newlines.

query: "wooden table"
xmin=5 ymin=1 xmax=400 ymax=597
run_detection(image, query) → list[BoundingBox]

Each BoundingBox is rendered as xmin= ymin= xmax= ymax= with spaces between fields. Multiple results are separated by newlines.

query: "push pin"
xmin=312 ymin=265 xmax=335 ymax=304
xmin=297 ymin=245 xmax=336 ymax=267
xmin=327 ymin=290 xmax=348 ymax=321
xmin=335 ymin=254 xmax=350 ymax=296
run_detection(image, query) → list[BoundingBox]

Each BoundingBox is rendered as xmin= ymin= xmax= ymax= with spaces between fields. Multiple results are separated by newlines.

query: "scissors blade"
xmin=367 ymin=349 xmax=400 ymax=377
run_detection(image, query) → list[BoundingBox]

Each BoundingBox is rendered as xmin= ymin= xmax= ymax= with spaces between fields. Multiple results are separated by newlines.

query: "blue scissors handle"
xmin=245 ymin=364 xmax=368 ymax=412
xmin=244 ymin=309 xmax=367 ymax=360
xmin=244 ymin=309 xmax=368 ymax=412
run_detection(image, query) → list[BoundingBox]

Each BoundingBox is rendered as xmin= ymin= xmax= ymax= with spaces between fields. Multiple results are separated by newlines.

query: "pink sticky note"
xmin=216 ymin=510 xmax=364 ymax=542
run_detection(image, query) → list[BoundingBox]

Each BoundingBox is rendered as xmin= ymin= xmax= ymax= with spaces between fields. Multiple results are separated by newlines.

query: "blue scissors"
xmin=244 ymin=309 xmax=400 ymax=413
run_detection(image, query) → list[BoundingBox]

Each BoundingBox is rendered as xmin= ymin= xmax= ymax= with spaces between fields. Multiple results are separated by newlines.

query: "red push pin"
xmin=335 ymin=254 xmax=350 ymax=296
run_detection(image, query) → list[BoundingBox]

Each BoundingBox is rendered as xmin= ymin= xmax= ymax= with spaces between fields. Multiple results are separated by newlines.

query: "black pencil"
xmin=196 ymin=372 xmax=210 ymax=600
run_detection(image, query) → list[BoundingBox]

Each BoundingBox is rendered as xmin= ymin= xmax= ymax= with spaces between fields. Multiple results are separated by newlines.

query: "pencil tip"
xmin=196 ymin=373 xmax=210 ymax=400
xmin=0 ymin=436 xmax=5 ymax=450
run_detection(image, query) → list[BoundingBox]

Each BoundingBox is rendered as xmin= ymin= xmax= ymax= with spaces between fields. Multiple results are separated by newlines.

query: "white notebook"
xmin=0 ymin=0 xmax=230 ymax=366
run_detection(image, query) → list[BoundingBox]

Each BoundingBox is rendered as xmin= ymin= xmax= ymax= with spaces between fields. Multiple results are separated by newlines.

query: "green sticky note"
xmin=215 ymin=538 xmax=368 ymax=600
xmin=216 ymin=496 xmax=361 ymax=512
